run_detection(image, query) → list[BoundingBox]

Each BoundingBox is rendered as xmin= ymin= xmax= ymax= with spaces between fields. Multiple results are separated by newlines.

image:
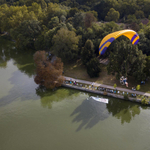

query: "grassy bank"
xmin=63 ymin=60 xmax=150 ymax=93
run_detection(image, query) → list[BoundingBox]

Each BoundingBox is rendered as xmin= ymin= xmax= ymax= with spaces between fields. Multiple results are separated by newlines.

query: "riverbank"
xmin=63 ymin=61 xmax=150 ymax=93
xmin=63 ymin=77 xmax=150 ymax=105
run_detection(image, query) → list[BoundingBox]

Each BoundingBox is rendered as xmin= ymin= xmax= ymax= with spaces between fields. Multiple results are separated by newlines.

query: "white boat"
xmin=89 ymin=96 xmax=108 ymax=104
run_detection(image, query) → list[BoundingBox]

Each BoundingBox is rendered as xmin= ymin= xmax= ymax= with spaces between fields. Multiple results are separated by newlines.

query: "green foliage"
xmin=47 ymin=3 xmax=68 ymax=21
xmin=73 ymin=12 xmax=85 ymax=28
xmin=107 ymin=40 xmax=146 ymax=81
xmin=144 ymin=26 xmax=150 ymax=40
xmin=138 ymin=32 xmax=150 ymax=55
xmin=1 ymin=0 xmax=150 ymax=86
xmin=144 ymin=56 xmax=150 ymax=77
xmin=141 ymin=97 xmax=149 ymax=105
xmin=81 ymin=39 xmax=95 ymax=66
xmin=124 ymin=93 xmax=129 ymax=100
xmin=87 ymin=58 xmax=101 ymax=78
xmin=68 ymin=7 xmax=79 ymax=17
xmin=48 ymin=16 xmax=59 ymax=29
xmin=0 ymin=4 xmax=37 ymax=32
xmin=114 ymin=84 xmax=117 ymax=89
xmin=52 ymin=28 xmax=79 ymax=62
xmin=136 ymin=85 xmax=140 ymax=91
xmin=135 ymin=10 xmax=145 ymax=19
xmin=105 ymin=8 xmax=120 ymax=22
xmin=10 ymin=20 xmax=41 ymax=49
xmin=126 ymin=15 xmax=137 ymax=24
xmin=60 ymin=15 xmax=66 ymax=23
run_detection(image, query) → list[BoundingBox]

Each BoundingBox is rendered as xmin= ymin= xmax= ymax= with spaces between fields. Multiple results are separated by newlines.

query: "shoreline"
xmin=62 ymin=77 xmax=150 ymax=105
xmin=62 ymin=84 xmax=148 ymax=105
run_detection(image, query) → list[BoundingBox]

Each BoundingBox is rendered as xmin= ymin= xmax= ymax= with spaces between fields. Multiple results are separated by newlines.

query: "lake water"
xmin=0 ymin=37 xmax=150 ymax=150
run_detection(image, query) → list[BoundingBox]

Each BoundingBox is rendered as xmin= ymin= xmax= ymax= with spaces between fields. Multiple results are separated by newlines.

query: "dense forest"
xmin=0 ymin=0 xmax=150 ymax=81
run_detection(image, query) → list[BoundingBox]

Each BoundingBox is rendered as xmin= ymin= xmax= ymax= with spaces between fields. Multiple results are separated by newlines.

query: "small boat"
xmin=89 ymin=96 xmax=108 ymax=104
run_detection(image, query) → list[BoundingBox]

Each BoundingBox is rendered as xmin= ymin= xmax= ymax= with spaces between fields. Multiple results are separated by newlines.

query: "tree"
xmin=46 ymin=3 xmax=67 ymax=21
xmin=48 ymin=16 xmax=59 ymax=29
xmin=52 ymin=28 xmax=79 ymax=62
xmin=135 ymin=10 xmax=145 ymax=19
xmin=60 ymin=15 xmax=66 ymax=23
xmin=84 ymin=12 xmax=96 ymax=28
xmin=144 ymin=56 xmax=150 ymax=78
xmin=34 ymin=51 xmax=65 ymax=89
xmin=10 ymin=20 xmax=41 ymax=49
xmin=68 ymin=7 xmax=79 ymax=17
xmin=138 ymin=32 xmax=150 ymax=55
xmin=126 ymin=14 xmax=137 ymax=24
xmin=81 ymin=39 xmax=95 ymax=66
xmin=87 ymin=58 xmax=101 ymax=78
xmin=73 ymin=12 xmax=85 ymax=28
xmin=105 ymin=8 xmax=120 ymax=22
xmin=0 ymin=4 xmax=37 ymax=32
xmin=107 ymin=40 xmax=146 ymax=81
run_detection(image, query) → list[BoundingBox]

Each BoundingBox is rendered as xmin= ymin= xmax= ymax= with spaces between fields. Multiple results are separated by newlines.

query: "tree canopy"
xmin=1 ymin=0 xmax=150 ymax=81
xmin=52 ymin=28 xmax=79 ymax=62
xmin=107 ymin=40 xmax=147 ymax=81
xmin=34 ymin=51 xmax=64 ymax=89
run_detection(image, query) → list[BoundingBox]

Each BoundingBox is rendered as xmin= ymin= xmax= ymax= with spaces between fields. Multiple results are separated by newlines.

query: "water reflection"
xmin=0 ymin=38 xmax=13 ymax=68
xmin=106 ymin=98 xmax=141 ymax=124
xmin=36 ymin=86 xmax=80 ymax=109
xmin=71 ymin=96 xmax=149 ymax=130
xmin=71 ymin=97 xmax=109 ymax=131
xmin=0 ymin=37 xmax=35 ymax=77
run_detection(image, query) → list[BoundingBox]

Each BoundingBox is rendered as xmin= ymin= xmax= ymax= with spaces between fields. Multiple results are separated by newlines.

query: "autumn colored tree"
xmin=84 ymin=12 xmax=96 ymax=28
xmin=34 ymin=51 xmax=65 ymax=89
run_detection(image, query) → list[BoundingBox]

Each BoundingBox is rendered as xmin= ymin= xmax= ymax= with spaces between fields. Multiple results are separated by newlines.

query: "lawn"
xmin=63 ymin=59 xmax=150 ymax=93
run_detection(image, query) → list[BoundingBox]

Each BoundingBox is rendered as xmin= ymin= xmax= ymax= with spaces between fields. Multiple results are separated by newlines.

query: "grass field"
xmin=63 ymin=59 xmax=150 ymax=93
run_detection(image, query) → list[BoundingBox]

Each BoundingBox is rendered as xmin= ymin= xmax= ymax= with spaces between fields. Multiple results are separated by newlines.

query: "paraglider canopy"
xmin=99 ymin=29 xmax=139 ymax=55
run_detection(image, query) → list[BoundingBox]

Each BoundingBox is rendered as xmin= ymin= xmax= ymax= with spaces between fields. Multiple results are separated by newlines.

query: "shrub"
xmin=87 ymin=58 xmax=101 ymax=77
xmin=136 ymin=85 xmax=140 ymax=90
xmin=114 ymin=83 xmax=117 ymax=89
xmin=141 ymin=97 xmax=149 ymax=105
xmin=124 ymin=93 xmax=129 ymax=100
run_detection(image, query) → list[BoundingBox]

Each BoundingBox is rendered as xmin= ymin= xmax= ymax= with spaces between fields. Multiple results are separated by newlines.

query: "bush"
xmin=87 ymin=58 xmax=101 ymax=77
xmin=136 ymin=85 xmax=140 ymax=90
xmin=114 ymin=83 xmax=117 ymax=89
xmin=141 ymin=97 xmax=149 ymax=105
xmin=124 ymin=93 xmax=129 ymax=100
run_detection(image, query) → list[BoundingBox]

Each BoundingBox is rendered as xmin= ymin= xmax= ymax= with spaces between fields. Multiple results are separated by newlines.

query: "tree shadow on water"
xmin=70 ymin=97 xmax=110 ymax=132
xmin=0 ymin=69 xmax=39 ymax=107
